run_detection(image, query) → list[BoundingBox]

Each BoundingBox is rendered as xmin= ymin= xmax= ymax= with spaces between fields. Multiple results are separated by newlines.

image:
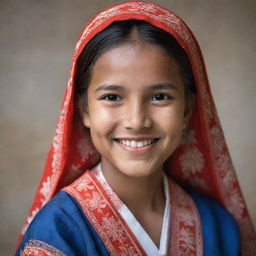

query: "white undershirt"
xmin=93 ymin=164 xmax=171 ymax=256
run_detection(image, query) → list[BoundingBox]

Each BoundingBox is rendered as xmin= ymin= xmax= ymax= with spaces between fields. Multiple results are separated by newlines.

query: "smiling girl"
xmin=16 ymin=1 xmax=255 ymax=256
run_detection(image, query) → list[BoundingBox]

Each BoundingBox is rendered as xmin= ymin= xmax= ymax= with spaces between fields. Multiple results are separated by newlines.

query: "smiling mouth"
xmin=113 ymin=138 xmax=160 ymax=151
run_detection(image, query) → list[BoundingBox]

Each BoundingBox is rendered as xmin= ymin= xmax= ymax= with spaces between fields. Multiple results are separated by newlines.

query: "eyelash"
xmin=99 ymin=93 xmax=173 ymax=102
xmin=100 ymin=94 xmax=122 ymax=101
xmin=150 ymin=93 xmax=172 ymax=101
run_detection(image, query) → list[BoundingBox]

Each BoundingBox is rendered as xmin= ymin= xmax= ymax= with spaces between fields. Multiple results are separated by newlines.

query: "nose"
xmin=123 ymin=100 xmax=152 ymax=131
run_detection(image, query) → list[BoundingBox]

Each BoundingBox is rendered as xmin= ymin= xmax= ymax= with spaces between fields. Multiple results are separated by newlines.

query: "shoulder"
xmin=16 ymin=191 xmax=86 ymax=256
xmin=186 ymin=187 xmax=241 ymax=256
xmin=26 ymin=191 xmax=85 ymax=234
xmin=187 ymin=188 xmax=236 ymax=225
xmin=34 ymin=191 xmax=84 ymax=223
xmin=17 ymin=191 xmax=111 ymax=256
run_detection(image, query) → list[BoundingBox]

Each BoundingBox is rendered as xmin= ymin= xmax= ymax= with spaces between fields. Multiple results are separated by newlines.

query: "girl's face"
xmin=82 ymin=42 xmax=190 ymax=178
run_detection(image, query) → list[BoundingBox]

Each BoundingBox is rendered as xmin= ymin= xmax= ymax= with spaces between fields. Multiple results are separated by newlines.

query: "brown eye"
xmin=151 ymin=93 xmax=171 ymax=101
xmin=100 ymin=94 xmax=121 ymax=101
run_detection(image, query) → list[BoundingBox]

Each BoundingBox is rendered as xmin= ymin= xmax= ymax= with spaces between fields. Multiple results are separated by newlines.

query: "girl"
xmin=16 ymin=1 xmax=255 ymax=255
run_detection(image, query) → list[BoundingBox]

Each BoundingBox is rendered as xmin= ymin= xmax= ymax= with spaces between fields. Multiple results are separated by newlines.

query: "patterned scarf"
xmin=17 ymin=1 xmax=256 ymax=254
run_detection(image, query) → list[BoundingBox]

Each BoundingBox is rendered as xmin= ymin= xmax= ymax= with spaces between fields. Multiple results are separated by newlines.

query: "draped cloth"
xmin=16 ymin=166 xmax=239 ymax=256
xmin=17 ymin=1 xmax=256 ymax=254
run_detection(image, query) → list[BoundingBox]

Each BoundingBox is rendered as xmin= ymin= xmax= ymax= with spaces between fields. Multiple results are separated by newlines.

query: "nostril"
xmin=124 ymin=117 xmax=152 ymax=131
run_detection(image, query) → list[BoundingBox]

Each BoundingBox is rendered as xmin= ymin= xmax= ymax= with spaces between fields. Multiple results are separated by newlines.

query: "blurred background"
xmin=1 ymin=0 xmax=255 ymax=254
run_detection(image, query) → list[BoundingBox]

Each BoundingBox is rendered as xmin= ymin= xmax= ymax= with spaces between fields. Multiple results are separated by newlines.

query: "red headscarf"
xmin=17 ymin=1 xmax=256 ymax=254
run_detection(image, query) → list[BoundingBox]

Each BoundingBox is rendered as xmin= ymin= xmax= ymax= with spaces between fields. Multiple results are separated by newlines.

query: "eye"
xmin=151 ymin=93 xmax=171 ymax=101
xmin=100 ymin=94 xmax=122 ymax=101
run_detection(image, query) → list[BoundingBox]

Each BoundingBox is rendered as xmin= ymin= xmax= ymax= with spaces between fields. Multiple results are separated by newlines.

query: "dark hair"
xmin=76 ymin=20 xmax=196 ymax=106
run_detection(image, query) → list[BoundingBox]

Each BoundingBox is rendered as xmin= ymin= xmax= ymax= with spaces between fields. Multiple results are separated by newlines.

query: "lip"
xmin=113 ymin=138 xmax=160 ymax=153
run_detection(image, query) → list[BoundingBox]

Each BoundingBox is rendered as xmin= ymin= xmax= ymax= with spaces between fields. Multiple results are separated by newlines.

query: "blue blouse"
xmin=16 ymin=189 xmax=240 ymax=256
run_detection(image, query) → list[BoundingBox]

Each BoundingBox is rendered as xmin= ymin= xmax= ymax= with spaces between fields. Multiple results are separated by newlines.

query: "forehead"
xmin=89 ymin=42 xmax=184 ymax=92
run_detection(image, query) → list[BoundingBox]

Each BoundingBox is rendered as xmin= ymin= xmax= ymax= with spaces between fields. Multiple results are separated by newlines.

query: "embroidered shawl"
xmin=17 ymin=1 xmax=256 ymax=254
xmin=62 ymin=167 xmax=203 ymax=256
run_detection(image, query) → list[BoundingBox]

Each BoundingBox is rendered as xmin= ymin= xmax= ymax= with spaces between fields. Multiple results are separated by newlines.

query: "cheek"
xmin=154 ymin=104 xmax=185 ymax=131
xmin=87 ymin=104 xmax=118 ymax=136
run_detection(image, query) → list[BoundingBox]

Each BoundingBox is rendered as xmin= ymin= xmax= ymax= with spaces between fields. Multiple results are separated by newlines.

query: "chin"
xmin=115 ymin=160 xmax=162 ymax=179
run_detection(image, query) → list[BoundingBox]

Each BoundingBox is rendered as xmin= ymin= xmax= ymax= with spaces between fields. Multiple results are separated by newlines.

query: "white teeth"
xmin=137 ymin=141 xmax=144 ymax=147
xmin=118 ymin=139 xmax=156 ymax=148
xmin=131 ymin=141 xmax=136 ymax=148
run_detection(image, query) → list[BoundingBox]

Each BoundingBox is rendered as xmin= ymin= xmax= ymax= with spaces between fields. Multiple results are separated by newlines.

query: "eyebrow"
xmin=148 ymin=83 xmax=178 ymax=91
xmin=95 ymin=85 xmax=125 ymax=92
xmin=95 ymin=83 xmax=178 ymax=92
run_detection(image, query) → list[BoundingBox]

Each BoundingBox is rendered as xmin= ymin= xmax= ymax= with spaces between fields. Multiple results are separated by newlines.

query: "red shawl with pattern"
xmin=17 ymin=1 xmax=256 ymax=255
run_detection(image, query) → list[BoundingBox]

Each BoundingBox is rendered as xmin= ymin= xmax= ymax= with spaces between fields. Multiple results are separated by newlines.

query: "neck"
xmin=100 ymin=159 xmax=165 ymax=214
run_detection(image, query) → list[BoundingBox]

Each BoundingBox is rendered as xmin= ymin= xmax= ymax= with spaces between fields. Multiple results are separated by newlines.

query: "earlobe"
xmin=82 ymin=112 xmax=91 ymax=128
xmin=78 ymin=97 xmax=91 ymax=128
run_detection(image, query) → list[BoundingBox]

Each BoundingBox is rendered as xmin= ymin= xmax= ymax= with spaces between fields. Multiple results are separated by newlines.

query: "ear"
xmin=78 ymin=97 xmax=91 ymax=128
xmin=82 ymin=111 xmax=91 ymax=128
xmin=183 ymin=93 xmax=196 ymax=130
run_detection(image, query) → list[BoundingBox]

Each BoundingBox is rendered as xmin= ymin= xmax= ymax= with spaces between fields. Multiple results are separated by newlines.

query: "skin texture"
xmin=82 ymin=41 xmax=192 ymax=246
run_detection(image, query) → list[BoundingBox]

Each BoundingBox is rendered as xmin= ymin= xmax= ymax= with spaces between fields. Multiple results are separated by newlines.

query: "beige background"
xmin=1 ymin=0 xmax=255 ymax=254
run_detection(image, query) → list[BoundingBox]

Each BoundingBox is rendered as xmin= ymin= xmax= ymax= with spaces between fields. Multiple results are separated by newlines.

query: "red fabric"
xmin=63 ymin=168 xmax=203 ymax=256
xmin=63 ymin=170 xmax=148 ymax=256
xmin=17 ymin=1 xmax=256 ymax=254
